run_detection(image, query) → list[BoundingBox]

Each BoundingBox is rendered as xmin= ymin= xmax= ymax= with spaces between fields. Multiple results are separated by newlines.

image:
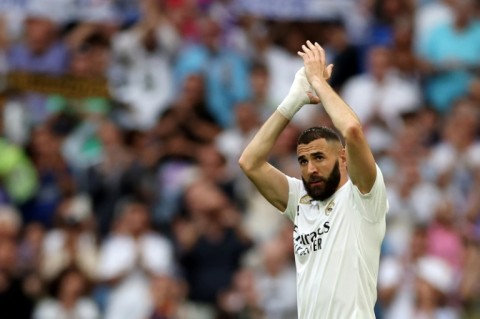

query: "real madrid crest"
xmin=300 ymin=195 xmax=312 ymax=204
xmin=325 ymin=200 xmax=335 ymax=216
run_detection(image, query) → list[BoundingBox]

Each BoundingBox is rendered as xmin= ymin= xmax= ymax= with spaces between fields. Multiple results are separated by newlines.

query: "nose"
xmin=307 ymin=161 xmax=317 ymax=175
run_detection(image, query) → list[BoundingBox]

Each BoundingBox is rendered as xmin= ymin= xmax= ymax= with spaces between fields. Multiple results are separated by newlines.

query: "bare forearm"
xmin=240 ymin=67 xmax=310 ymax=171
xmin=239 ymin=111 xmax=289 ymax=171
xmin=299 ymin=40 xmax=377 ymax=192
xmin=311 ymin=79 xmax=361 ymax=136
xmin=239 ymin=67 xmax=310 ymax=210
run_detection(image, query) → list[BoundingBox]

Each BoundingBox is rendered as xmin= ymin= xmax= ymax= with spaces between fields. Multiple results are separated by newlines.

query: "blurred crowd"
xmin=0 ymin=0 xmax=479 ymax=318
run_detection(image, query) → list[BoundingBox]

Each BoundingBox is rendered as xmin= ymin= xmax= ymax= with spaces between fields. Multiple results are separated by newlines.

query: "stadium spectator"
xmin=174 ymin=180 xmax=251 ymax=318
xmin=33 ymin=266 xmax=99 ymax=319
xmin=324 ymin=20 xmax=362 ymax=91
xmin=22 ymin=124 xmax=75 ymax=226
xmin=97 ymin=198 xmax=174 ymax=319
xmin=83 ymin=120 xmax=136 ymax=236
xmin=418 ymin=0 xmax=480 ymax=113
xmin=40 ymin=195 xmax=97 ymax=281
xmin=254 ymin=237 xmax=297 ymax=319
xmin=341 ymin=45 xmax=422 ymax=131
xmin=378 ymin=225 xmax=428 ymax=319
xmin=413 ymin=256 xmax=458 ymax=319
xmin=174 ymin=17 xmax=250 ymax=128
xmin=147 ymin=274 xmax=189 ymax=319
xmin=414 ymin=0 xmax=455 ymax=53
xmin=110 ymin=5 xmax=180 ymax=130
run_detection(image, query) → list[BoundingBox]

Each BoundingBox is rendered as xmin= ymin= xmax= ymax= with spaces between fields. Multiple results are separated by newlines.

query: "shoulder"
xmin=351 ymin=165 xmax=389 ymax=220
xmin=348 ymin=164 xmax=388 ymax=205
xmin=100 ymin=234 xmax=132 ymax=251
xmin=76 ymin=298 xmax=99 ymax=316
xmin=281 ymin=176 xmax=306 ymax=220
xmin=285 ymin=175 xmax=306 ymax=198
xmin=34 ymin=299 xmax=59 ymax=317
xmin=342 ymin=75 xmax=375 ymax=93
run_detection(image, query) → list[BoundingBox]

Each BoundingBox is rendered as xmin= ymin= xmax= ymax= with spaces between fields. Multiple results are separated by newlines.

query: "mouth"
xmin=310 ymin=180 xmax=324 ymax=187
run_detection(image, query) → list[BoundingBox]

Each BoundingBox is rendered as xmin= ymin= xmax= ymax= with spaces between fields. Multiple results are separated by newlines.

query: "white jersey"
xmin=282 ymin=165 xmax=388 ymax=319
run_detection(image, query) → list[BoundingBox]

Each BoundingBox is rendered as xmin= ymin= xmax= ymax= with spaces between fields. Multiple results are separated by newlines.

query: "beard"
xmin=302 ymin=160 xmax=341 ymax=201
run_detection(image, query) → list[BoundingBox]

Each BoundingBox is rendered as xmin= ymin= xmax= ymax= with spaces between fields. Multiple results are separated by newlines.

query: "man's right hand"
xmin=298 ymin=40 xmax=334 ymax=86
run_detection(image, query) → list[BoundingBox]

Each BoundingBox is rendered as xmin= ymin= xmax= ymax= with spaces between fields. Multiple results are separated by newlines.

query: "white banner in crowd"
xmin=238 ymin=0 xmax=355 ymax=20
xmin=237 ymin=0 xmax=369 ymax=44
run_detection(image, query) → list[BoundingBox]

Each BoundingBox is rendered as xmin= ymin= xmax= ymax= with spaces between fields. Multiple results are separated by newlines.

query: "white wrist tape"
xmin=277 ymin=67 xmax=311 ymax=120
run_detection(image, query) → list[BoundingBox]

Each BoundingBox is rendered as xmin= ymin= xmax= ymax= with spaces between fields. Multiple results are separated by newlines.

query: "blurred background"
xmin=0 ymin=0 xmax=479 ymax=318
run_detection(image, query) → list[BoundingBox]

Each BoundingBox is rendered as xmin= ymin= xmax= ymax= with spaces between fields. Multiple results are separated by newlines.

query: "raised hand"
xmin=297 ymin=40 xmax=334 ymax=85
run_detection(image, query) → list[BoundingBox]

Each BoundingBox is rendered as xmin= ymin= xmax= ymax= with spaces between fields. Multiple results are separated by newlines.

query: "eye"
xmin=314 ymin=155 xmax=324 ymax=161
xmin=299 ymin=159 xmax=308 ymax=166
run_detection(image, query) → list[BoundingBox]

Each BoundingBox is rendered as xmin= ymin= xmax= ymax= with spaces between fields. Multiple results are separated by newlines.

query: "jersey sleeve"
xmin=280 ymin=176 xmax=303 ymax=222
xmin=351 ymin=164 xmax=389 ymax=223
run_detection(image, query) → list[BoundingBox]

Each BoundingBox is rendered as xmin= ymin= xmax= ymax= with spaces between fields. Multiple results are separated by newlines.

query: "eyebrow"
xmin=311 ymin=151 xmax=324 ymax=157
xmin=297 ymin=151 xmax=325 ymax=162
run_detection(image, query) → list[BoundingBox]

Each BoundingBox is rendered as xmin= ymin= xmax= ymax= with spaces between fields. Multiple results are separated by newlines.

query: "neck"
xmin=338 ymin=168 xmax=349 ymax=190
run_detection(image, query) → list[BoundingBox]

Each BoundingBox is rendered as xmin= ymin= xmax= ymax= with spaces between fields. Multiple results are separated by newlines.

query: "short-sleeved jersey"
xmin=282 ymin=165 xmax=388 ymax=319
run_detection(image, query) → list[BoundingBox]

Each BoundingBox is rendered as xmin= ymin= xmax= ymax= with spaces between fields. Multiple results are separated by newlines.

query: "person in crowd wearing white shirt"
xmin=109 ymin=2 xmax=180 ymax=130
xmin=41 ymin=195 xmax=98 ymax=282
xmin=413 ymin=256 xmax=458 ymax=319
xmin=239 ymin=41 xmax=388 ymax=318
xmin=378 ymin=225 xmax=428 ymax=319
xmin=414 ymin=0 xmax=455 ymax=54
xmin=341 ymin=45 xmax=422 ymax=131
xmin=254 ymin=237 xmax=297 ymax=319
xmin=97 ymin=198 xmax=175 ymax=319
xmin=34 ymin=266 xmax=99 ymax=319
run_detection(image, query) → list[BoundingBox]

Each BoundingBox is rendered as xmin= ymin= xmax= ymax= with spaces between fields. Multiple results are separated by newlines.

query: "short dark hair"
xmin=297 ymin=126 xmax=343 ymax=146
xmin=49 ymin=266 xmax=90 ymax=299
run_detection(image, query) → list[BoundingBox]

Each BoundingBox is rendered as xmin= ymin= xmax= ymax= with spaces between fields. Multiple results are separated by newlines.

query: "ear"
xmin=339 ymin=148 xmax=347 ymax=166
